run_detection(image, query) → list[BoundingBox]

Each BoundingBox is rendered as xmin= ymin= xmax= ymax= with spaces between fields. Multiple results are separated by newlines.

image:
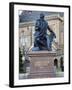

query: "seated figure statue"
xmin=32 ymin=13 xmax=56 ymax=51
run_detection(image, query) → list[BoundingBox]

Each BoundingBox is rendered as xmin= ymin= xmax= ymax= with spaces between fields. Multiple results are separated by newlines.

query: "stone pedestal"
xmin=28 ymin=51 xmax=56 ymax=79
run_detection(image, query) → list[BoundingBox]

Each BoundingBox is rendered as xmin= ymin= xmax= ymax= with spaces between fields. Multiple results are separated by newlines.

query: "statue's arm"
xmin=35 ymin=20 xmax=40 ymax=31
xmin=47 ymin=24 xmax=53 ymax=33
xmin=47 ymin=24 xmax=56 ymax=38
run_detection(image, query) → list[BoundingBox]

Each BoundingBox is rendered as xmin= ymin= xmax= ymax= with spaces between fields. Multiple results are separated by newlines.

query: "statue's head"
xmin=40 ymin=13 xmax=45 ymax=19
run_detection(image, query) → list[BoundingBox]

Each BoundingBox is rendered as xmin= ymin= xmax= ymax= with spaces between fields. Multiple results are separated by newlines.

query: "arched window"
xmin=60 ymin=57 xmax=64 ymax=71
xmin=54 ymin=59 xmax=58 ymax=68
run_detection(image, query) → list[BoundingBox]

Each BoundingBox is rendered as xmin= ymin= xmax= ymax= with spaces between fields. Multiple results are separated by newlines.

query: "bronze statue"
xmin=32 ymin=13 xmax=56 ymax=51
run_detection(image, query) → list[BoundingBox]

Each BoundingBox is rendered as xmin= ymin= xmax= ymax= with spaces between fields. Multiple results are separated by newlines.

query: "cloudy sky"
xmin=19 ymin=10 xmax=64 ymax=22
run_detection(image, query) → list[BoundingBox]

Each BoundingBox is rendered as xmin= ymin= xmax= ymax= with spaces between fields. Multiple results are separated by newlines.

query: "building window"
xmin=54 ymin=59 xmax=58 ymax=68
xmin=60 ymin=57 xmax=64 ymax=72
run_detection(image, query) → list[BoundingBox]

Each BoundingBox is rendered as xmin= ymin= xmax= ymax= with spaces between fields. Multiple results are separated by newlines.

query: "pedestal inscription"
xmin=28 ymin=51 xmax=56 ymax=79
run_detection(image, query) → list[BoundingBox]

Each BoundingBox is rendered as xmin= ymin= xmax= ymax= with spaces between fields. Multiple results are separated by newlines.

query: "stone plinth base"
xmin=28 ymin=51 xmax=56 ymax=79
